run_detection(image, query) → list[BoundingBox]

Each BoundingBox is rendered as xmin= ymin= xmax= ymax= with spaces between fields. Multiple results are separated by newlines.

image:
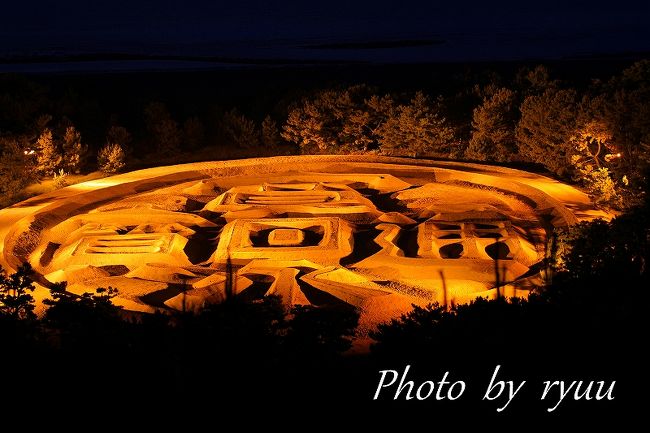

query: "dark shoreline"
xmin=0 ymin=49 xmax=648 ymax=75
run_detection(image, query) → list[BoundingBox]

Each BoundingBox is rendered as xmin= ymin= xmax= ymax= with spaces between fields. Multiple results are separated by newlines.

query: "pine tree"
xmin=144 ymin=102 xmax=181 ymax=155
xmin=106 ymin=125 xmax=132 ymax=156
xmin=62 ymin=125 xmax=88 ymax=174
xmin=35 ymin=128 xmax=62 ymax=177
xmin=52 ymin=169 xmax=69 ymax=189
xmin=282 ymin=100 xmax=331 ymax=153
xmin=341 ymin=94 xmax=394 ymax=152
xmin=222 ymin=109 xmax=260 ymax=149
xmin=183 ymin=117 xmax=205 ymax=149
xmin=568 ymin=117 xmax=621 ymax=205
xmin=97 ymin=143 xmax=126 ymax=174
xmin=466 ymin=88 xmax=518 ymax=162
xmin=378 ymin=92 xmax=455 ymax=157
xmin=282 ymin=92 xmax=338 ymax=153
xmin=516 ymin=88 xmax=578 ymax=176
xmin=281 ymin=86 xmax=385 ymax=154
xmin=0 ymin=136 xmax=37 ymax=207
xmin=601 ymin=60 xmax=650 ymax=187
xmin=261 ymin=115 xmax=283 ymax=150
xmin=0 ymin=263 xmax=36 ymax=320
xmin=515 ymin=65 xmax=558 ymax=96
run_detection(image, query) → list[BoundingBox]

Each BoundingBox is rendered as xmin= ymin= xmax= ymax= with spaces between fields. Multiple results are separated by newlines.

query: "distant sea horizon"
xmin=1 ymin=30 xmax=649 ymax=74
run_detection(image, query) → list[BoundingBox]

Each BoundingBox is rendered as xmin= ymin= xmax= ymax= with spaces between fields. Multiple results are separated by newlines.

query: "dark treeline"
xmin=1 ymin=59 xmax=649 ymax=209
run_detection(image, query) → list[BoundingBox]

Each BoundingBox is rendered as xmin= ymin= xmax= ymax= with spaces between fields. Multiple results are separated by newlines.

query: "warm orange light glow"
xmin=0 ymin=156 xmax=614 ymax=331
xmin=604 ymin=153 xmax=622 ymax=162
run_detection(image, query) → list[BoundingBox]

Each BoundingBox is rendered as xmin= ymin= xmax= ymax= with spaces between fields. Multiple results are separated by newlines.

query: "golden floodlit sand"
xmin=0 ymin=155 xmax=611 ymax=335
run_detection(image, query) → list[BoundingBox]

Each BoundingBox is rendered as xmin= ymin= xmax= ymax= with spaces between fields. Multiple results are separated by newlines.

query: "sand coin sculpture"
xmin=0 ymin=156 xmax=609 ymax=336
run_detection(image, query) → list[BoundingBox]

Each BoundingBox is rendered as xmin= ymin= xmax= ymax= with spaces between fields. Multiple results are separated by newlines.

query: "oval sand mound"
xmin=0 ymin=155 xmax=610 ymax=332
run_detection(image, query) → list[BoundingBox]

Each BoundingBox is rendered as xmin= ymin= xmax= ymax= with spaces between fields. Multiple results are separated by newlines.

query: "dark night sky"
xmin=1 ymin=1 xmax=649 ymax=64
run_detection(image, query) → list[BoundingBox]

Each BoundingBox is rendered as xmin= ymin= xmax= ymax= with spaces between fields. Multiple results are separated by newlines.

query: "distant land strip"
xmin=301 ymin=39 xmax=445 ymax=50
xmin=0 ymin=53 xmax=363 ymax=65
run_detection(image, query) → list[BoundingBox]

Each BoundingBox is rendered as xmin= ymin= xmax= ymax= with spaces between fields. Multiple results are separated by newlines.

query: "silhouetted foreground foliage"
xmin=0 ymin=263 xmax=36 ymax=320
xmin=0 ymin=270 xmax=360 ymax=408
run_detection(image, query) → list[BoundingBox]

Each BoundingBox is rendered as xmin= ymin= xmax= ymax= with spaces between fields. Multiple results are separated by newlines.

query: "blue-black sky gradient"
xmin=2 ymin=0 xmax=649 ymax=64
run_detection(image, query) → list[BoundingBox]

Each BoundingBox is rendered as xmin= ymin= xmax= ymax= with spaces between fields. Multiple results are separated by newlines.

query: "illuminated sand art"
xmin=0 ymin=156 xmax=610 ymax=335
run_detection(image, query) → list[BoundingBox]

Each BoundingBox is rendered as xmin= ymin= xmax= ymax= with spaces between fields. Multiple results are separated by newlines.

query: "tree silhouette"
xmin=285 ymin=305 xmax=359 ymax=361
xmin=144 ymin=101 xmax=181 ymax=155
xmin=514 ymin=64 xmax=558 ymax=96
xmin=183 ymin=116 xmax=205 ymax=149
xmin=106 ymin=125 xmax=132 ymax=156
xmin=0 ymin=263 xmax=36 ymax=320
xmin=604 ymin=60 xmax=650 ymax=170
xmin=261 ymin=115 xmax=283 ymax=150
xmin=221 ymin=108 xmax=260 ymax=149
xmin=0 ymin=136 xmax=37 ymax=206
xmin=44 ymin=286 xmax=121 ymax=327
